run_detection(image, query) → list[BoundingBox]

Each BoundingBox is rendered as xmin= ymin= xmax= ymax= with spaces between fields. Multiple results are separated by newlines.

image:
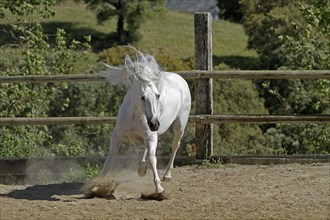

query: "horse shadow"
xmin=0 ymin=182 xmax=85 ymax=201
xmin=0 ymin=181 xmax=169 ymax=202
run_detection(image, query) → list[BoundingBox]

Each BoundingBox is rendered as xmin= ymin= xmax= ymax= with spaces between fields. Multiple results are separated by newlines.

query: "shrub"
xmin=98 ymin=45 xmax=194 ymax=71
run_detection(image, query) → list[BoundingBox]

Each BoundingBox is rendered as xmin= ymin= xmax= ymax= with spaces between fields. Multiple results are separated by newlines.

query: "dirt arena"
xmin=0 ymin=163 xmax=329 ymax=220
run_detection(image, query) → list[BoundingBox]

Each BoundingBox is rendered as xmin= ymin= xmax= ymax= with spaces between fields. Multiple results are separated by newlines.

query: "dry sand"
xmin=0 ymin=163 xmax=329 ymax=219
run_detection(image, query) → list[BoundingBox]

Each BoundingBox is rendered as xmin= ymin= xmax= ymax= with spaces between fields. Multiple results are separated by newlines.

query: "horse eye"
xmin=141 ymin=96 xmax=146 ymax=101
xmin=156 ymin=94 xmax=160 ymax=99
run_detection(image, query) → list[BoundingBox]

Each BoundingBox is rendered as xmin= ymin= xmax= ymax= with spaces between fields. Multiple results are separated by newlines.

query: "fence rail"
xmin=189 ymin=115 xmax=330 ymax=124
xmin=0 ymin=115 xmax=330 ymax=126
xmin=1 ymin=70 xmax=330 ymax=84
xmin=180 ymin=70 xmax=330 ymax=79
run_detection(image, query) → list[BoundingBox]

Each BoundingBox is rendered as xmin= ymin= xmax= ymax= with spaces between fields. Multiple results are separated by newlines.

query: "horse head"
xmin=140 ymin=82 xmax=161 ymax=131
xmin=125 ymin=52 xmax=163 ymax=132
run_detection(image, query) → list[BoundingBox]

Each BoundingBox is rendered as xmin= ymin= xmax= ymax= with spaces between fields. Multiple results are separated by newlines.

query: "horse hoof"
xmin=138 ymin=163 xmax=147 ymax=177
xmin=162 ymin=176 xmax=172 ymax=182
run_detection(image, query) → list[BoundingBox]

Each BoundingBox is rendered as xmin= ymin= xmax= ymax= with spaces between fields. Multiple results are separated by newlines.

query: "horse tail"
xmin=101 ymin=62 xmax=129 ymax=86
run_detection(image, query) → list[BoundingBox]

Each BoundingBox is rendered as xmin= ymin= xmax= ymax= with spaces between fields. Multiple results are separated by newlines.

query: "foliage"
xmin=280 ymin=0 xmax=330 ymax=71
xmin=82 ymin=0 xmax=166 ymax=44
xmin=260 ymin=0 xmax=330 ymax=154
xmin=217 ymin=0 xmax=243 ymax=23
xmin=265 ymin=124 xmax=330 ymax=154
xmin=240 ymin=0 xmax=329 ymax=154
xmin=212 ymin=76 xmax=270 ymax=155
xmin=0 ymin=0 xmax=56 ymax=19
xmin=279 ymin=0 xmax=330 ymax=112
xmin=48 ymin=80 xmax=122 ymax=157
xmin=207 ymin=63 xmax=269 ymax=155
xmin=240 ymin=0 xmax=314 ymax=69
xmin=259 ymin=79 xmax=329 ymax=115
xmin=83 ymin=163 xmax=101 ymax=178
xmin=0 ymin=0 xmax=90 ymax=158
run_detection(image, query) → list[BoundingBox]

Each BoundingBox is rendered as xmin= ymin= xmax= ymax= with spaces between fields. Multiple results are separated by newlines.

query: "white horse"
xmin=101 ymin=50 xmax=191 ymax=193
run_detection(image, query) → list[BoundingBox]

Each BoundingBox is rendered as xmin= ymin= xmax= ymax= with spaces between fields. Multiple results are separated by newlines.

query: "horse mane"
xmin=102 ymin=49 xmax=162 ymax=89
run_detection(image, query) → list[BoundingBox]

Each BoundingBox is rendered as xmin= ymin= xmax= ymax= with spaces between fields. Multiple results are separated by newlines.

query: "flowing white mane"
xmin=102 ymin=50 xmax=162 ymax=88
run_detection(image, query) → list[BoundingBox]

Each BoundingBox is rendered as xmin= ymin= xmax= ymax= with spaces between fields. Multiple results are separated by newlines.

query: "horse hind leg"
xmin=102 ymin=132 xmax=121 ymax=176
xmin=163 ymin=119 xmax=185 ymax=182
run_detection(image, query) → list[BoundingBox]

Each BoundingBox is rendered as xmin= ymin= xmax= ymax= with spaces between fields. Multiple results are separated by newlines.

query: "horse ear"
xmin=125 ymin=55 xmax=135 ymax=74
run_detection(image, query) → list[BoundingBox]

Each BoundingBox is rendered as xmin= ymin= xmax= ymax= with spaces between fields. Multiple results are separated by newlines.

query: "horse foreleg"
xmin=163 ymin=122 xmax=184 ymax=182
xmin=146 ymin=135 xmax=164 ymax=193
xmin=138 ymin=148 xmax=148 ymax=177
xmin=102 ymin=132 xmax=120 ymax=176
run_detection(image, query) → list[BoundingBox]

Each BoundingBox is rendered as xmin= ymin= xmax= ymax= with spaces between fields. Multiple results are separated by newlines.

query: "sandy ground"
xmin=0 ymin=163 xmax=329 ymax=220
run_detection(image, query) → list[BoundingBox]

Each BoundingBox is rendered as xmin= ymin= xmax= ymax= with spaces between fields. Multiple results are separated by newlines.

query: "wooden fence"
xmin=1 ymin=13 xmax=330 ymax=159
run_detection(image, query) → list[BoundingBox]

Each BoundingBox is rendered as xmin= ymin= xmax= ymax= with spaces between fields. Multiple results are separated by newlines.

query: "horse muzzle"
xmin=148 ymin=119 xmax=160 ymax=131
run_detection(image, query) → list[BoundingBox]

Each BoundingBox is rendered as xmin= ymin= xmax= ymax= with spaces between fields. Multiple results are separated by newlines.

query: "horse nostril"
xmin=148 ymin=120 xmax=160 ymax=131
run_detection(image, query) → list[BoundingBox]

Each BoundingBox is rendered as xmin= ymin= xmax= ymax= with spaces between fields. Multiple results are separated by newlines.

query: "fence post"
xmin=194 ymin=12 xmax=213 ymax=159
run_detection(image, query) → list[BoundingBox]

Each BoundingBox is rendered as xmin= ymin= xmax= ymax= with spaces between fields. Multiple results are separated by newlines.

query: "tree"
xmin=83 ymin=0 xmax=165 ymax=44
xmin=217 ymin=0 xmax=243 ymax=23
xmin=259 ymin=0 xmax=330 ymax=154
xmin=241 ymin=0 xmax=329 ymax=154
xmin=280 ymin=0 xmax=330 ymax=71
xmin=240 ymin=0 xmax=305 ymax=69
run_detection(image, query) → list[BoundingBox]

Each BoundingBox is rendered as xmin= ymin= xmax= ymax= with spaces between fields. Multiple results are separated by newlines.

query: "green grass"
xmin=52 ymin=2 xmax=257 ymax=57
xmin=138 ymin=12 xmax=257 ymax=59
xmin=1 ymin=0 xmax=259 ymax=71
xmin=52 ymin=1 xmax=257 ymax=59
